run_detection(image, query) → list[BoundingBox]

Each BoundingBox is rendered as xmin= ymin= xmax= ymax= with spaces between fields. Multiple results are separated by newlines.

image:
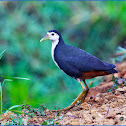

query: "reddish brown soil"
xmin=1 ymin=61 xmax=126 ymax=125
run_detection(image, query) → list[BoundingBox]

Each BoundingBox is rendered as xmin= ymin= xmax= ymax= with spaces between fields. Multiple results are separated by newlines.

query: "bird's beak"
xmin=40 ymin=34 xmax=49 ymax=42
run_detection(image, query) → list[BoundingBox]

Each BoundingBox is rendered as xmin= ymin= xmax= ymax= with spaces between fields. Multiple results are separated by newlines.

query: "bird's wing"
xmin=64 ymin=46 xmax=115 ymax=72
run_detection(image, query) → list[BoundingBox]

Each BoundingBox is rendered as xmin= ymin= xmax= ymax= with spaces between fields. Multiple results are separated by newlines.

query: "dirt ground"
xmin=1 ymin=61 xmax=126 ymax=125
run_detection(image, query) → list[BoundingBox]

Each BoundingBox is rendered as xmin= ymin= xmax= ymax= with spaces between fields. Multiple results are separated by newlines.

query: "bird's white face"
xmin=40 ymin=32 xmax=59 ymax=42
xmin=47 ymin=32 xmax=59 ymax=42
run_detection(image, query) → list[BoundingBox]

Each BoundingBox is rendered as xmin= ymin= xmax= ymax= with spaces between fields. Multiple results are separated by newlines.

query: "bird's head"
xmin=40 ymin=30 xmax=61 ymax=42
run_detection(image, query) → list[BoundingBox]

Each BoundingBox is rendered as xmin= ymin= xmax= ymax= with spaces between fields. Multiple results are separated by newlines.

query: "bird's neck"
xmin=51 ymin=37 xmax=65 ymax=68
xmin=52 ymin=36 xmax=65 ymax=45
xmin=51 ymin=37 xmax=65 ymax=53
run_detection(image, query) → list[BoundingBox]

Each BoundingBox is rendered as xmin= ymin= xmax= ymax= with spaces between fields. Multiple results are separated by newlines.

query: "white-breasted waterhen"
xmin=40 ymin=30 xmax=118 ymax=111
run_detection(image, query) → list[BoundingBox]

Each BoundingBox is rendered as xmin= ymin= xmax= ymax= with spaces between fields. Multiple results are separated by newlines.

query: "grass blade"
xmin=0 ymin=50 xmax=6 ymax=60
xmin=0 ymin=82 xmax=2 ymax=119
xmin=0 ymin=75 xmax=30 ymax=81
xmin=5 ymin=105 xmax=22 ymax=113
xmin=13 ymin=77 xmax=30 ymax=80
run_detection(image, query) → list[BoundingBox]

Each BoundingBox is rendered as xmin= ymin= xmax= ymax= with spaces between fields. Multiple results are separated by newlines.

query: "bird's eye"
xmin=51 ymin=33 xmax=54 ymax=36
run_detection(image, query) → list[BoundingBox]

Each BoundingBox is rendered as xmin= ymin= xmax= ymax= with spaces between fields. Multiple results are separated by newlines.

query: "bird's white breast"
xmin=51 ymin=39 xmax=60 ymax=68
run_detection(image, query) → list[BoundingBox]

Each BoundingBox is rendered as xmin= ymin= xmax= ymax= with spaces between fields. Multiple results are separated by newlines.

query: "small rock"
xmin=65 ymin=112 xmax=73 ymax=116
xmin=107 ymin=119 xmax=115 ymax=125
xmin=96 ymin=93 xmax=101 ymax=97
xmin=81 ymin=102 xmax=90 ymax=110
xmin=95 ymin=96 xmax=100 ymax=102
xmin=115 ymin=115 xmax=126 ymax=125
xmin=38 ymin=118 xmax=43 ymax=122
xmin=117 ymin=87 xmax=126 ymax=94
xmin=106 ymin=112 xmax=116 ymax=119
xmin=114 ymin=73 xmax=119 ymax=78
xmin=35 ymin=123 xmax=40 ymax=125
xmin=71 ymin=119 xmax=79 ymax=125
xmin=91 ymin=109 xmax=97 ymax=114
xmin=118 ymin=99 xmax=124 ymax=104
xmin=92 ymin=115 xmax=95 ymax=119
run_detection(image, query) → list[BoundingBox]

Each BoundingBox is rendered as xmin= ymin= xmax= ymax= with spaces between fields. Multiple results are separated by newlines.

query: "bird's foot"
xmin=80 ymin=88 xmax=89 ymax=104
xmin=51 ymin=105 xmax=75 ymax=112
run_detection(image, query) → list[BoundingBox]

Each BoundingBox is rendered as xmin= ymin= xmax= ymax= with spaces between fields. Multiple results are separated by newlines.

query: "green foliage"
xmin=3 ymin=103 xmax=63 ymax=125
xmin=112 ymin=76 xmax=126 ymax=85
xmin=0 ymin=1 xmax=126 ymax=110
xmin=0 ymin=50 xmax=29 ymax=119
xmin=108 ymin=76 xmax=126 ymax=94
xmin=10 ymin=115 xmax=24 ymax=125
xmin=41 ymin=119 xmax=55 ymax=125
xmin=41 ymin=112 xmax=63 ymax=125
xmin=112 ymin=46 xmax=126 ymax=63
xmin=0 ymin=50 xmax=6 ymax=118
xmin=21 ymin=103 xmax=47 ymax=117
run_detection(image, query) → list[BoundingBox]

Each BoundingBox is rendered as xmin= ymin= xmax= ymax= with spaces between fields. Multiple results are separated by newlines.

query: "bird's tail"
xmin=106 ymin=68 xmax=118 ymax=73
xmin=104 ymin=62 xmax=118 ymax=73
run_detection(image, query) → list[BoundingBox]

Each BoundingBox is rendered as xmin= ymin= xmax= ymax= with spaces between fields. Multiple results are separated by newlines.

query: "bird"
xmin=40 ymin=30 xmax=118 ymax=111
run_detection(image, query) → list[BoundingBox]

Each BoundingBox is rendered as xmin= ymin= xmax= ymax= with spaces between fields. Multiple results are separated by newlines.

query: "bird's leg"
xmin=80 ymin=80 xmax=89 ymax=104
xmin=70 ymin=78 xmax=85 ymax=106
xmin=70 ymin=79 xmax=89 ymax=105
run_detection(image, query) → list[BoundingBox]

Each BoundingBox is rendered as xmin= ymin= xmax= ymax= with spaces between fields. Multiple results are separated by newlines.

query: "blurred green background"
xmin=0 ymin=1 xmax=126 ymax=110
